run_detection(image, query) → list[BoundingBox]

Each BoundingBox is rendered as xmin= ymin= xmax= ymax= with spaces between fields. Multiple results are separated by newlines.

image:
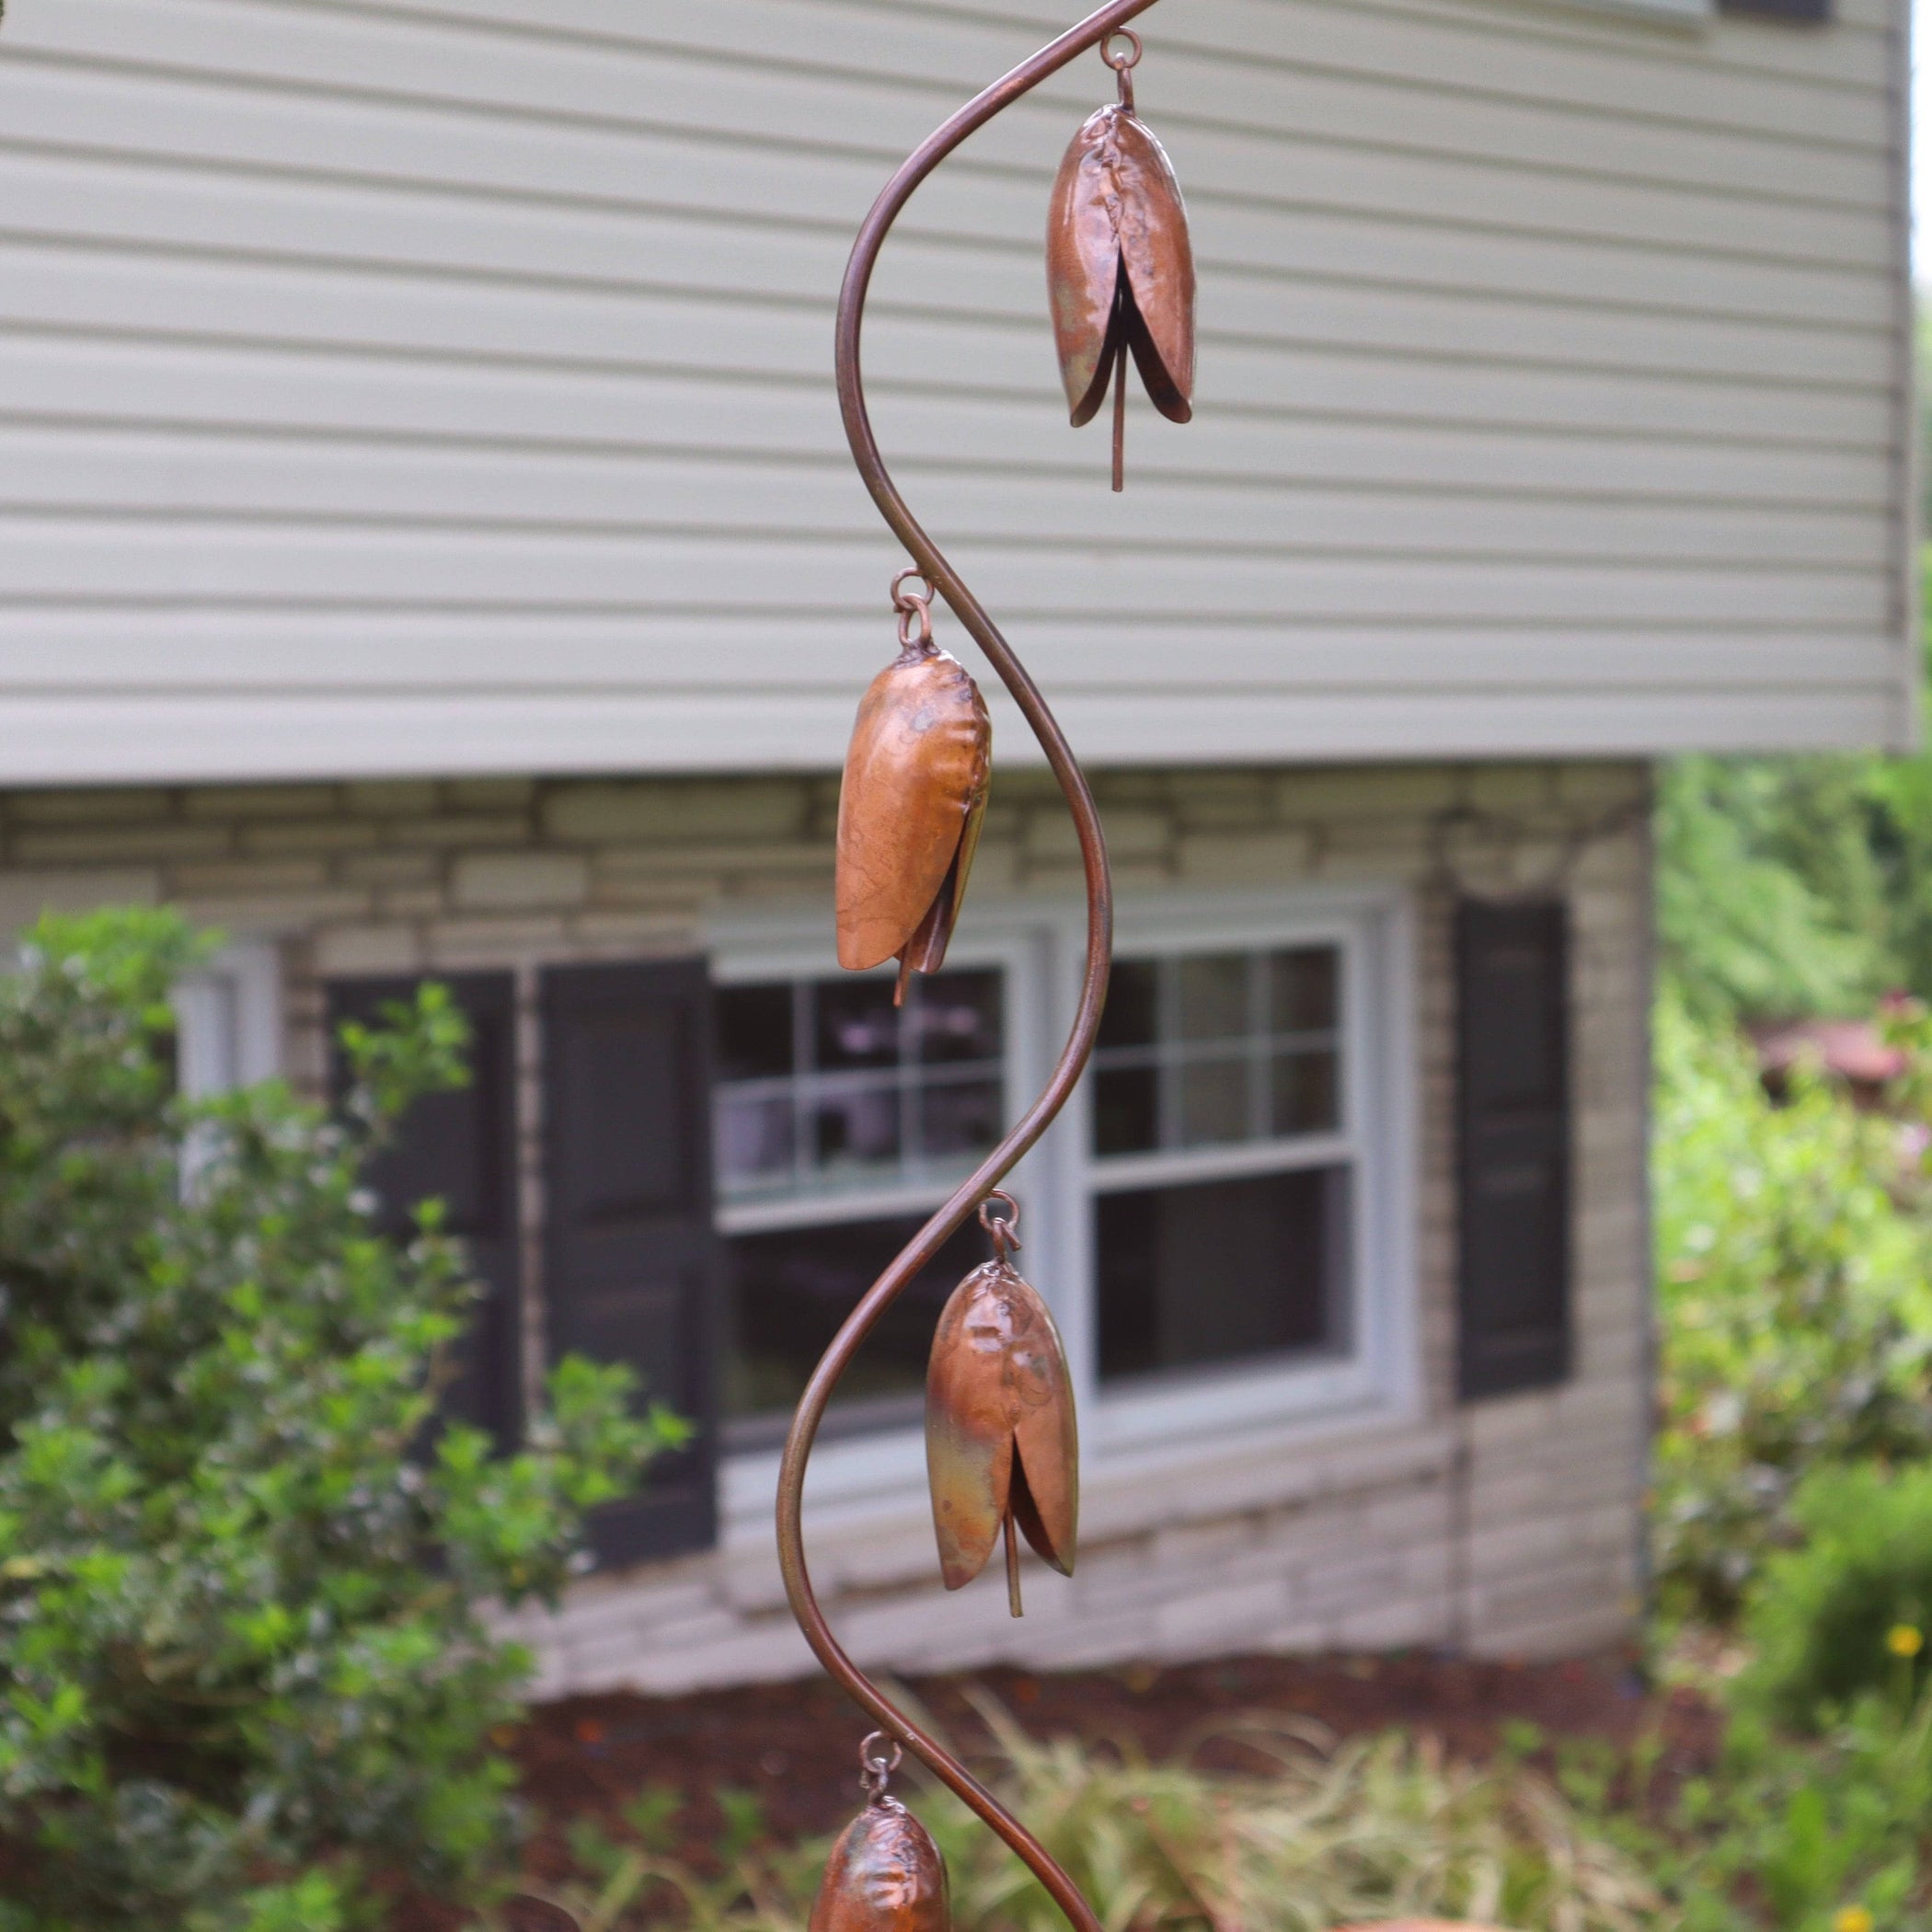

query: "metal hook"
xmin=1102 ymin=29 xmax=1140 ymax=108
xmin=979 ymin=1189 xmax=1023 ymax=1261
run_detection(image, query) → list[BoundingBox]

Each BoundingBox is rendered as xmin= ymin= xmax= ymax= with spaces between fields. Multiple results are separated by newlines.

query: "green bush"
xmin=0 ymin=910 xmax=683 ymax=1931
xmin=1651 ymin=995 xmax=1932 ymax=1624
xmin=1734 ymin=1462 xmax=1932 ymax=1731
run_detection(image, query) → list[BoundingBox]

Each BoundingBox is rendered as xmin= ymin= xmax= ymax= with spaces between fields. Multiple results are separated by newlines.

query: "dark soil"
xmin=510 ymin=1648 xmax=1721 ymax=1877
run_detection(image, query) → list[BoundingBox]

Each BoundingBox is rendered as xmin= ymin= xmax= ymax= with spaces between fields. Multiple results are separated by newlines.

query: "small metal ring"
xmin=891 ymin=567 xmax=935 ymax=613
xmin=859 ymin=1731 xmax=903 ymax=1800
xmin=978 ymin=1190 xmax=1023 ymax=1258
xmin=1101 ymin=29 xmax=1142 ymax=70
xmin=896 ymin=602 xmax=934 ymax=651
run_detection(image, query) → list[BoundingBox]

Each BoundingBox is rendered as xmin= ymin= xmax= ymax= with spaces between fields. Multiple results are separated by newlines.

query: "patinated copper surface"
xmin=835 ymin=579 xmax=991 ymax=1000
xmin=926 ymin=1197 xmax=1076 ymax=1612
xmin=1045 ymin=34 xmax=1194 ymax=488
xmin=810 ymin=1799 xmax=951 ymax=1932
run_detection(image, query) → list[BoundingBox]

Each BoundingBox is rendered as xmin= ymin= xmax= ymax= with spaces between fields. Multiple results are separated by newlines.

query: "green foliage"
xmin=0 ymin=909 xmax=679 ymax=1930
xmin=1556 ymin=1687 xmax=1932 ymax=1931
xmin=1651 ymin=995 xmax=1932 ymax=1623
xmin=1656 ymin=558 xmax=1932 ymax=1026
xmin=1735 ymin=1462 xmax=1932 ymax=1731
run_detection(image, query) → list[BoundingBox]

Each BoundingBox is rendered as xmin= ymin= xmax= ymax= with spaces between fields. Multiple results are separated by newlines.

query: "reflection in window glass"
xmin=722 ymin=1212 xmax=987 ymax=1433
xmin=1087 ymin=945 xmax=1342 ymax=1156
xmin=714 ymin=965 xmax=1007 ymax=1435
xmin=714 ymin=969 xmax=1005 ymax=1203
xmin=1097 ymin=1167 xmax=1351 ymax=1381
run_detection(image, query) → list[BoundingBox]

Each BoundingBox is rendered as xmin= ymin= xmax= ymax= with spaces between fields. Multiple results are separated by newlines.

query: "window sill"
xmin=718 ymin=1357 xmax=1426 ymax=1556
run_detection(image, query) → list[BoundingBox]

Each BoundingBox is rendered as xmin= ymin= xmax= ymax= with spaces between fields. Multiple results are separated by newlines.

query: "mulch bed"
xmin=511 ymin=1649 xmax=1721 ymax=1875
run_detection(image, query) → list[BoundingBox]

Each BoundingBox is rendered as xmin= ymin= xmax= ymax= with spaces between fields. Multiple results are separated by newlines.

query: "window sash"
xmin=707 ymin=891 xmax=1412 ymax=1522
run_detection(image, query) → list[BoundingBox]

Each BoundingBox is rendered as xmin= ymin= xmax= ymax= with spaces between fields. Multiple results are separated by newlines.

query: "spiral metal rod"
xmin=773 ymin=6 xmax=1164 ymax=1928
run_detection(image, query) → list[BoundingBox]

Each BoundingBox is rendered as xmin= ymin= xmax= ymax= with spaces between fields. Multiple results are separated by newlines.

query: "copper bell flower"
xmin=836 ymin=571 xmax=992 ymax=1006
xmin=811 ymin=1735 xmax=951 ymax=1932
xmin=926 ymin=1194 xmax=1076 ymax=1616
xmin=1045 ymin=29 xmax=1195 ymax=491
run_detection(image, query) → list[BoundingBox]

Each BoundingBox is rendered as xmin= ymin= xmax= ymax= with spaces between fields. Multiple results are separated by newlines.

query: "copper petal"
xmin=835 ymin=646 xmax=991 ymax=977
xmin=926 ymin=1260 xmax=1078 ymax=1592
xmin=809 ymin=1800 xmax=950 ymax=1932
xmin=1046 ymin=104 xmax=1195 ymax=427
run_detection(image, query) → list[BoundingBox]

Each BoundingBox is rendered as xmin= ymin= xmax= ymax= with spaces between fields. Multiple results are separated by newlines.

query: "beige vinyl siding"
xmin=0 ymin=0 xmax=1910 ymax=782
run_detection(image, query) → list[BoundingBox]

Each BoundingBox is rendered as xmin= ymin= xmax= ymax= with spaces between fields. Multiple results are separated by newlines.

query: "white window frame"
xmin=707 ymin=884 xmax=1417 ymax=1546
xmin=173 ymin=938 xmax=283 ymax=1097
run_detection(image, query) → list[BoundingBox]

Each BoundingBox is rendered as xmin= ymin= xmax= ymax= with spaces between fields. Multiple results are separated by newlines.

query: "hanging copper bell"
xmin=1045 ymin=29 xmax=1195 ymax=489
xmin=926 ymin=1195 xmax=1077 ymax=1616
xmin=810 ymin=1736 xmax=951 ymax=1932
xmin=835 ymin=571 xmax=991 ymax=1006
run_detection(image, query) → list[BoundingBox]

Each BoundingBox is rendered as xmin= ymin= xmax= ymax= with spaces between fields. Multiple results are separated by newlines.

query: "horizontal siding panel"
xmin=0 ymin=140 xmax=1895 ymax=336
xmin=0 ymin=47 xmax=1897 ymax=270
xmin=0 ymin=687 xmax=1895 ymax=790
xmin=0 ymin=339 xmax=1894 ymax=507
xmin=6 ymin=0 xmax=1892 ymax=207
xmin=616 ymin=0 xmax=1892 ymax=147
xmin=0 ymin=615 xmax=1893 ymax=693
xmin=0 ymin=0 xmax=1906 ymax=775
xmin=0 ymin=431 xmax=1892 ymax=567
xmin=0 ymin=244 xmax=1892 ymax=446
xmin=0 ymin=117 xmax=1896 ymax=381
xmin=0 ymin=524 xmax=1885 ymax=628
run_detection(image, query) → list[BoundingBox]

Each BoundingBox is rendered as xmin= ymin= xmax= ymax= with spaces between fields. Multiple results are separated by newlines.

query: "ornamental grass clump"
xmin=0 ymin=910 xmax=680 ymax=1932
xmin=530 ymin=1696 xmax=1659 ymax=1932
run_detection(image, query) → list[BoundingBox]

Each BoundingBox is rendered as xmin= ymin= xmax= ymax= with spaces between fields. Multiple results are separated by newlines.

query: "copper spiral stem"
xmin=773 ymin=6 xmax=1162 ymax=1930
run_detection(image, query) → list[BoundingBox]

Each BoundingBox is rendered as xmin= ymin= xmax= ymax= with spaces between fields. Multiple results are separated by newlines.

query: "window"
xmin=1087 ymin=944 xmax=1353 ymax=1384
xmin=713 ymin=967 xmax=1007 ymax=1442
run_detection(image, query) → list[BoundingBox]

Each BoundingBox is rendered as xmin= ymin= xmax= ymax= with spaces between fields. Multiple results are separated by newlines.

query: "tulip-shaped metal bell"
xmin=811 ymin=1735 xmax=951 ymax=1932
xmin=926 ymin=1194 xmax=1077 ymax=1616
xmin=836 ymin=571 xmax=991 ymax=1006
xmin=1046 ymin=30 xmax=1195 ymax=490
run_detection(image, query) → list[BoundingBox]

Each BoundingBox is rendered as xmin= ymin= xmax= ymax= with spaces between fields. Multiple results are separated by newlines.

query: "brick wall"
xmin=0 ymin=760 xmax=1652 ymax=1689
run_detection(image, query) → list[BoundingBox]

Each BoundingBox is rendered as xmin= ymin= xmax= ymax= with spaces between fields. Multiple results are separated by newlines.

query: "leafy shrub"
xmin=1732 ymin=1463 xmax=1932 ymax=1731
xmin=1651 ymin=995 xmax=1932 ymax=1623
xmin=0 ymin=910 xmax=682 ymax=1931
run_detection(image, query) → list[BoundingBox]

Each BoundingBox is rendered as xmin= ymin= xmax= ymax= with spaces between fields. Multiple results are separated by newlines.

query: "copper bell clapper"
xmin=810 ymin=1734 xmax=951 ymax=1932
xmin=926 ymin=1194 xmax=1078 ymax=1617
xmin=1046 ymin=30 xmax=1196 ymax=491
xmin=835 ymin=571 xmax=992 ymax=1007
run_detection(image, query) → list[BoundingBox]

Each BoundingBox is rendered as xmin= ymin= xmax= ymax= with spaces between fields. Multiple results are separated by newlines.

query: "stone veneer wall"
xmin=0 ymin=761 xmax=1651 ymax=1694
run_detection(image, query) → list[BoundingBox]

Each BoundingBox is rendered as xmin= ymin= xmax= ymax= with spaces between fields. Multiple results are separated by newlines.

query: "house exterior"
xmin=0 ymin=0 xmax=1909 ymax=1694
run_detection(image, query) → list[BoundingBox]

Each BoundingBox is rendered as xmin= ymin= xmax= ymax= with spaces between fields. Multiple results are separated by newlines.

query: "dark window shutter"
xmin=1455 ymin=900 xmax=1570 ymax=1400
xmin=542 ymin=960 xmax=719 ymax=1567
xmin=326 ymin=972 xmax=522 ymax=1446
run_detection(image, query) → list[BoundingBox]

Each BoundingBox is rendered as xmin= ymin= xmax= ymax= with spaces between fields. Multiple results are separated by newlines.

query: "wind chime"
xmin=781 ymin=6 xmax=1193 ymax=1929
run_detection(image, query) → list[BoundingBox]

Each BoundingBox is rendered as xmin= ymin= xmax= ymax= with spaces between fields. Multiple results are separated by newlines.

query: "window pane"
xmin=919 ymin=1075 xmax=1003 ymax=1159
xmin=1097 ymin=1166 xmax=1350 ymax=1382
xmin=717 ymin=1093 xmax=794 ymax=1188
xmin=1094 ymin=1064 xmax=1157 ymax=1156
xmin=1177 ymin=953 xmax=1248 ymax=1042
xmin=915 ymin=971 xmax=1002 ymax=1065
xmin=718 ymin=983 xmax=793 ymax=1080
xmin=1098 ymin=958 xmax=1158 ymax=1051
xmin=723 ymin=1213 xmax=988 ymax=1424
xmin=1270 ymin=948 xmax=1338 ymax=1033
xmin=816 ymin=979 xmax=900 ymax=1070
xmin=1271 ymin=1050 xmax=1339 ymax=1135
xmin=812 ymin=1081 xmax=901 ymax=1171
xmin=1179 ymin=1055 xmax=1248 ymax=1147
